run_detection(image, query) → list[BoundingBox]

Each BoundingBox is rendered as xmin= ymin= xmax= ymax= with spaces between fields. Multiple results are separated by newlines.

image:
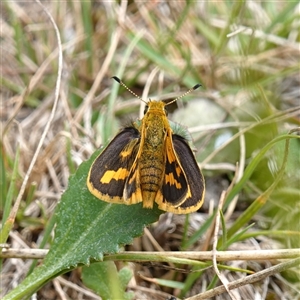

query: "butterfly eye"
xmin=164 ymin=108 xmax=168 ymax=116
xmin=144 ymin=105 xmax=149 ymax=115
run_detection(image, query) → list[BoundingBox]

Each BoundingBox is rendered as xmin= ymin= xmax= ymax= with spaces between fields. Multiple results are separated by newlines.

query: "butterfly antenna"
xmin=112 ymin=76 xmax=147 ymax=104
xmin=166 ymin=83 xmax=201 ymax=106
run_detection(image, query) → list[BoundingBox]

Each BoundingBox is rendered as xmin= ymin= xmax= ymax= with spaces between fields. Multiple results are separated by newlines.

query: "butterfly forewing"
xmin=87 ymin=127 xmax=140 ymax=204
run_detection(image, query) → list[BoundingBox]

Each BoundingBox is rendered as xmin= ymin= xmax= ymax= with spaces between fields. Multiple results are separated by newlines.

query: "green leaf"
xmin=4 ymin=150 xmax=162 ymax=300
xmin=154 ymin=278 xmax=185 ymax=290
xmin=82 ymin=261 xmax=134 ymax=300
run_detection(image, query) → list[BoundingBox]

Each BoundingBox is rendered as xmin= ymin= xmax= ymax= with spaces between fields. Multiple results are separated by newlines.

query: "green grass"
xmin=1 ymin=1 xmax=299 ymax=299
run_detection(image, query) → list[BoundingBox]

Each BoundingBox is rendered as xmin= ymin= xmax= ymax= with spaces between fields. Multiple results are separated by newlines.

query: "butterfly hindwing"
xmin=87 ymin=127 xmax=140 ymax=203
xmin=172 ymin=134 xmax=205 ymax=212
xmin=158 ymin=131 xmax=204 ymax=213
xmin=160 ymin=133 xmax=188 ymax=206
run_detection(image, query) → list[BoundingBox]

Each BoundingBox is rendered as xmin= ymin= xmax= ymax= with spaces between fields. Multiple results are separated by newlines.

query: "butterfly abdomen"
xmin=139 ymin=150 xmax=164 ymax=208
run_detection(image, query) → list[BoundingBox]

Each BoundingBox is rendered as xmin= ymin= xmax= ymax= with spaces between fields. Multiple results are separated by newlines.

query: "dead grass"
xmin=1 ymin=1 xmax=300 ymax=299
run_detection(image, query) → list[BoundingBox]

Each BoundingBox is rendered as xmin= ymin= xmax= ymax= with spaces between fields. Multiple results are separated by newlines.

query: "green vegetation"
xmin=1 ymin=1 xmax=299 ymax=299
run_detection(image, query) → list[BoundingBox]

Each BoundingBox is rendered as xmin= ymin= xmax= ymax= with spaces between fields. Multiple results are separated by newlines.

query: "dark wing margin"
xmin=87 ymin=127 xmax=140 ymax=203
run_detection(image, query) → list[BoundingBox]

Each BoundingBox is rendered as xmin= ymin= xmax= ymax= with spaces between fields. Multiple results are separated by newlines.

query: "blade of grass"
xmin=0 ymin=143 xmax=8 ymax=210
xmin=266 ymin=2 xmax=299 ymax=33
xmin=126 ymin=32 xmax=198 ymax=86
xmin=104 ymin=31 xmax=145 ymax=142
xmin=224 ymin=130 xmax=299 ymax=244
xmin=80 ymin=1 xmax=93 ymax=72
xmin=0 ymin=147 xmax=20 ymax=242
xmin=225 ymin=132 xmax=299 ymax=209
xmin=215 ymin=1 xmax=246 ymax=55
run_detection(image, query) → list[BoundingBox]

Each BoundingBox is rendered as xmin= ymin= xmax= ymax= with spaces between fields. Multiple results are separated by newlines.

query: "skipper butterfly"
xmin=87 ymin=77 xmax=205 ymax=214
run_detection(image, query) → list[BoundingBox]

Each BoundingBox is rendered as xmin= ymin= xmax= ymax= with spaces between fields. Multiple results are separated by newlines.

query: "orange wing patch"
xmin=100 ymin=168 xmax=129 ymax=184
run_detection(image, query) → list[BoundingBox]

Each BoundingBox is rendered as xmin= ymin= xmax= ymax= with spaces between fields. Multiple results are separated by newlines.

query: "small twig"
xmin=189 ymin=121 xmax=253 ymax=133
xmin=53 ymin=279 xmax=68 ymax=300
xmin=139 ymin=67 xmax=160 ymax=118
xmin=212 ymin=191 xmax=237 ymax=299
xmin=186 ymin=257 xmax=300 ymax=300
xmin=144 ymin=227 xmax=165 ymax=252
xmin=201 ymin=162 xmax=239 ymax=252
xmin=224 ymin=124 xmax=246 ymax=221
xmin=57 ymin=277 xmax=101 ymax=300
xmin=1 ymin=248 xmax=299 ymax=261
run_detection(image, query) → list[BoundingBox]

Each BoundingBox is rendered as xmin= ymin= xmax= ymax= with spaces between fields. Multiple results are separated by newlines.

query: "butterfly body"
xmin=87 ymin=81 xmax=205 ymax=214
xmin=136 ymin=101 xmax=167 ymax=208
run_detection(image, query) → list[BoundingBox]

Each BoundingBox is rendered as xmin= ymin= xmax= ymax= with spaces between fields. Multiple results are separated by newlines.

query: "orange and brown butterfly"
xmin=87 ymin=76 xmax=205 ymax=214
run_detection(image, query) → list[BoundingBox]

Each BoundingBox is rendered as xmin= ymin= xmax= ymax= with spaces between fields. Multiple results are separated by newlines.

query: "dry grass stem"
xmin=2 ymin=1 xmax=299 ymax=298
xmin=2 ymin=248 xmax=299 ymax=261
